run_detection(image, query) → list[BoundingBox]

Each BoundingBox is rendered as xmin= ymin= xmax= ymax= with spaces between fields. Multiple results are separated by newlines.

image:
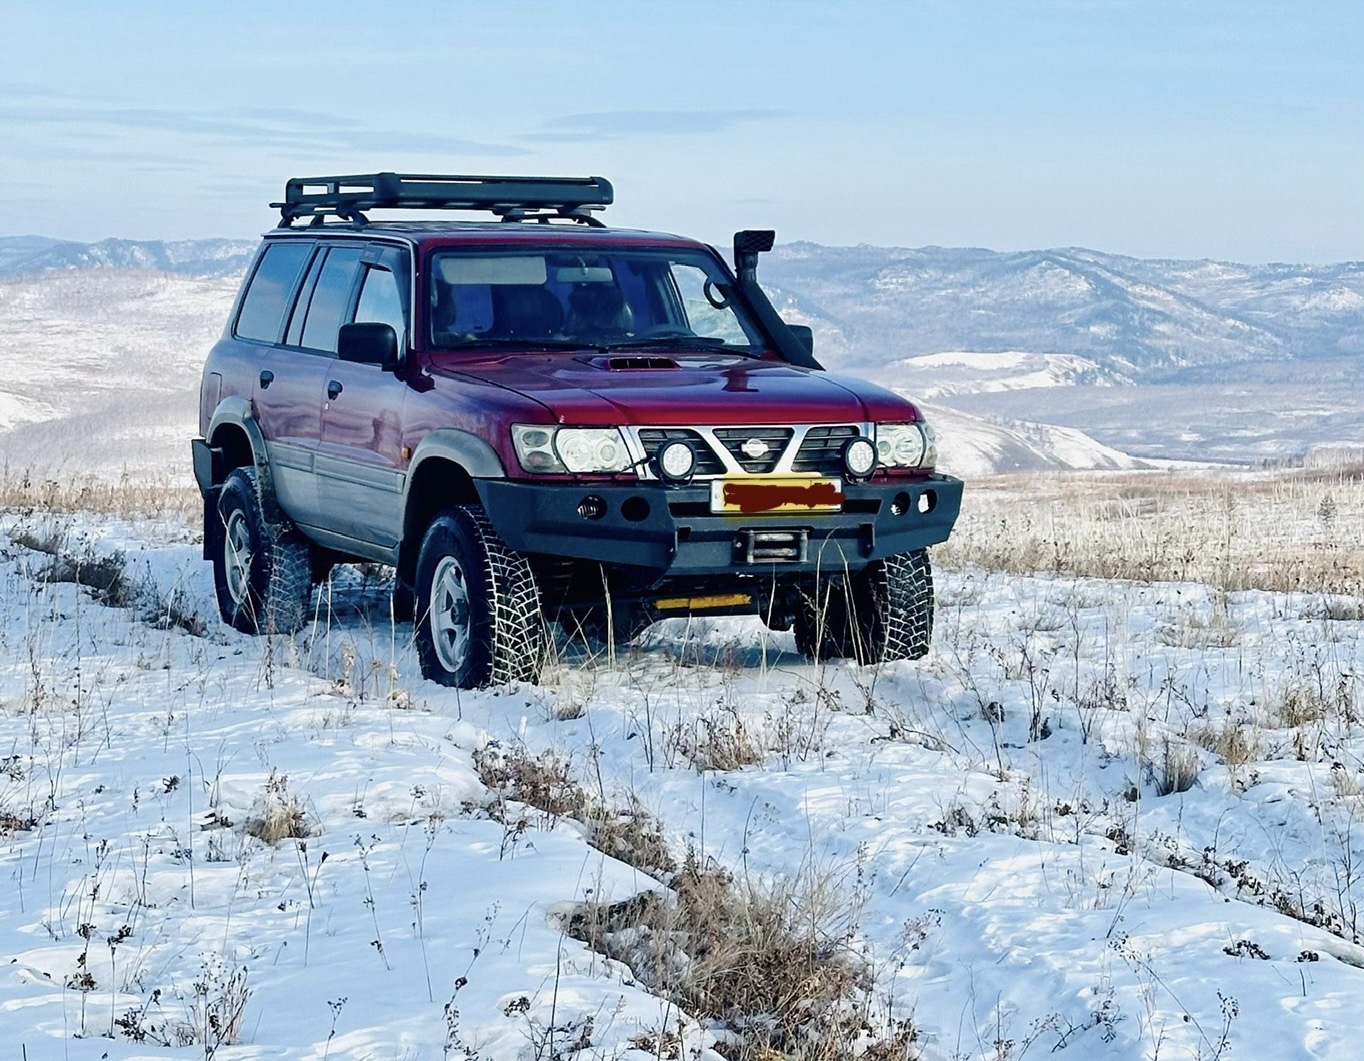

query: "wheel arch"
xmin=399 ymin=431 xmax=505 ymax=587
xmin=205 ymin=397 xmax=283 ymax=524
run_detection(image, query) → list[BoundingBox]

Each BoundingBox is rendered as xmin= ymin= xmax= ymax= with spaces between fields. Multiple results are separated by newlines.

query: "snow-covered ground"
xmin=887 ymin=351 xmax=1124 ymax=399
xmin=4 ymin=496 xmax=1364 ymax=1059
xmin=923 ymin=404 xmax=1146 ymax=480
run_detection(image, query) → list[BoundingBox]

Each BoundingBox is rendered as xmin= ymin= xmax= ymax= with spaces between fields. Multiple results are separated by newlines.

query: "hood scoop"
xmin=583 ymin=355 xmax=680 ymax=371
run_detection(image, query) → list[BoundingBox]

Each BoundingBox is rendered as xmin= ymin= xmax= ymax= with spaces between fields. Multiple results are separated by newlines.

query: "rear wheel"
xmin=413 ymin=505 xmax=544 ymax=688
xmin=211 ymin=467 xmax=314 ymax=635
xmin=793 ymin=549 xmax=934 ymax=665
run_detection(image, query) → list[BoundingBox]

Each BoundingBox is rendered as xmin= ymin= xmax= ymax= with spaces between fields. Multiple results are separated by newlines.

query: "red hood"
xmin=424 ymin=351 xmax=920 ymax=426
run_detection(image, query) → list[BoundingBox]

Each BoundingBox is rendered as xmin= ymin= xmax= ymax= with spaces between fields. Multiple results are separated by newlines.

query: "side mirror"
xmin=338 ymin=322 xmax=399 ymax=370
xmin=786 ymin=323 xmax=814 ymax=355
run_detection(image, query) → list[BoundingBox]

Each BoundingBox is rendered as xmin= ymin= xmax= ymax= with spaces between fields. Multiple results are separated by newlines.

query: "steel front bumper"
xmin=475 ymin=475 xmax=963 ymax=575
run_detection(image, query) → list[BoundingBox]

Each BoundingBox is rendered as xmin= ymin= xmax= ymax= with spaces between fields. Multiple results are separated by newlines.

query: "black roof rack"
xmin=273 ymin=172 xmax=614 ymax=228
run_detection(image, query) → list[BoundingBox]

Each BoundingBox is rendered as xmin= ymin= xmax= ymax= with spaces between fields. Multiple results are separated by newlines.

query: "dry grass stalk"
xmin=244 ymin=771 xmax=310 ymax=844
xmin=939 ymin=468 xmax=1364 ymax=596
xmin=0 ymin=466 xmax=199 ymax=524
xmin=671 ymin=702 xmax=764 ymax=773
xmin=474 ymin=744 xmax=677 ymax=877
xmin=567 ymin=854 xmax=907 ymax=1060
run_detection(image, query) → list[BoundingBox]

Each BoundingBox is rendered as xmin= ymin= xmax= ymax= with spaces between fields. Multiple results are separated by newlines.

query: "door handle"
xmin=327 ymin=380 xmax=343 ymax=400
xmin=259 ymin=370 xmax=274 ymax=389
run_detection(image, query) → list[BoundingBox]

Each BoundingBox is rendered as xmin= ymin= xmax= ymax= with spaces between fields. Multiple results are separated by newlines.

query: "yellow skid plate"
xmin=710 ymin=475 xmax=844 ymax=515
xmin=653 ymin=593 xmax=752 ymax=612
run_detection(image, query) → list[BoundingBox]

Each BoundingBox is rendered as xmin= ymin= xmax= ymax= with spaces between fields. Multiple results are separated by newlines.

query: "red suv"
xmin=192 ymin=174 xmax=962 ymax=688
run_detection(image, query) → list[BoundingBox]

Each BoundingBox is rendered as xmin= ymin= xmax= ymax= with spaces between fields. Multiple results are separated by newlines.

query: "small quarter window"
xmin=235 ymin=243 xmax=311 ymax=344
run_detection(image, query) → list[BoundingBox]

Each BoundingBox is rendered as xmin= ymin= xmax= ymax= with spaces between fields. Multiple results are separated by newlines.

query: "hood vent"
xmin=585 ymin=355 xmax=680 ymax=371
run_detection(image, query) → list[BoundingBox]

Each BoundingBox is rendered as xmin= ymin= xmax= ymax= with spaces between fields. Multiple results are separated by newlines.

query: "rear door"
xmin=315 ymin=243 xmax=411 ymax=548
xmin=234 ymin=240 xmax=328 ymax=528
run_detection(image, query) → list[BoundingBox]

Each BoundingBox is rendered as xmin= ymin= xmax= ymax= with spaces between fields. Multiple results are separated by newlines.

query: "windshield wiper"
xmin=603 ymin=334 xmax=738 ymax=351
xmin=438 ymin=336 xmax=596 ymax=351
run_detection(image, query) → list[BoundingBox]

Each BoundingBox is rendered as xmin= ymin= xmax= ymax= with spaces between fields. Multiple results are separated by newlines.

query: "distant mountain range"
xmin=761 ymin=242 xmax=1364 ymax=382
xmin=3 ymin=234 xmax=1360 ymax=385
xmin=0 ymin=235 xmax=256 ymax=278
xmin=3 ymin=234 xmax=1361 ymax=465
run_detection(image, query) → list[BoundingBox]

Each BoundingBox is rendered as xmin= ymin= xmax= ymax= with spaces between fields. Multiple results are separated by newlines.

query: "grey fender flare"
xmin=399 ymin=429 xmax=507 ymax=553
xmin=406 ymin=429 xmax=506 ymax=483
xmin=206 ymin=397 xmax=284 ymax=523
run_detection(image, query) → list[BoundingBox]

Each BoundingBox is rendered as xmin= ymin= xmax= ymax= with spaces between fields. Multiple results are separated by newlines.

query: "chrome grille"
xmin=637 ymin=428 xmax=727 ymax=476
xmin=792 ymin=425 xmax=859 ymax=476
xmin=712 ymin=427 xmax=793 ymax=474
xmin=630 ymin=423 xmax=867 ymax=479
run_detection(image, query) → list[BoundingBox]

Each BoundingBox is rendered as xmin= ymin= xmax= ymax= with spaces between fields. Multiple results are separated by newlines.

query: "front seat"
xmin=490 ymin=285 xmax=564 ymax=340
xmin=564 ymin=284 xmax=633 ymax=340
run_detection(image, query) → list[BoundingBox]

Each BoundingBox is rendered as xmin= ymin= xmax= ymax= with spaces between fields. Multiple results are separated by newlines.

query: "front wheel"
xmin=793 ymin=549 xmax=934 ymax=665
xmin=413 ymin=506 xmax=545 ymax=688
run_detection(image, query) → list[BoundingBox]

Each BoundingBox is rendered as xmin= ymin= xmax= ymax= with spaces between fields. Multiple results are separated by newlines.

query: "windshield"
xmin=427 ymin=247 xmax=766 ymax=353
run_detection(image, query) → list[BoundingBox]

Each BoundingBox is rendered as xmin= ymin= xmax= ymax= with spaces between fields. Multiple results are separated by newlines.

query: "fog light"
xmin=658 ymin=440 xmax=696 ymax=482
xmin=842 ymin=436 xmax=877 ymax=480
xmin=577 ymin=495 xmax=606 ymax=520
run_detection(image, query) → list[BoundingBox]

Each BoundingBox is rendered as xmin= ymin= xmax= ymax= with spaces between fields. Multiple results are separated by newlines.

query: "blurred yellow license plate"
xmin=710 ymin=476 xmax=844 ymax=515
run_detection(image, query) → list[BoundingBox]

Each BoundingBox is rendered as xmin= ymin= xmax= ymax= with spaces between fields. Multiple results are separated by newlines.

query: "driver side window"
xmin=354 ymin=266 xmax=407 ymax=351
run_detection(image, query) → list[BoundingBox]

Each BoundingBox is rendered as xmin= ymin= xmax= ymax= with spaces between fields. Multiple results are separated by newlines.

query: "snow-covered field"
xmin=3 ymin=468 xmax=1364 ymax=1059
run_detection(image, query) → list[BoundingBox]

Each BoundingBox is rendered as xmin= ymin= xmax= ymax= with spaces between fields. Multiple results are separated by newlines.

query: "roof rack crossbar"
xmin=272 ymin=172 xmax=614 ymax=228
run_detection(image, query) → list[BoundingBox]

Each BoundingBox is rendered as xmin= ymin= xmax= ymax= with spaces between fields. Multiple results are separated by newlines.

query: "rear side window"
xmin=300 ymin=247 xmax=365 ymax=352
xmin=235 ymin=243 xmax=311 ymax=343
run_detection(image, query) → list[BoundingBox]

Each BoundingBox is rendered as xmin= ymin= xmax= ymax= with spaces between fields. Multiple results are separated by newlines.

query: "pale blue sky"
xmin=1 ymin=0 xmax=1360 ymax=261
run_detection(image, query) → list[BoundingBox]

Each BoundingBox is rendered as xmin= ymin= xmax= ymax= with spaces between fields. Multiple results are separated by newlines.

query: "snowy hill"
xmin=761 ymin=242 xmax=1364 ymax=379
xmin=925 ymin=403 xmax=1146 ymax=479
xmin=0 ymin=270 xmax=238 ymax=469
xmin=0 ymin=235 xmax=257 ymax=277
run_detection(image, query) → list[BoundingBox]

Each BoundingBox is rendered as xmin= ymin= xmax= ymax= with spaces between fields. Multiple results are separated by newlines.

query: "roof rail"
xmin=273 ymin=172 xmax=614 ymax=228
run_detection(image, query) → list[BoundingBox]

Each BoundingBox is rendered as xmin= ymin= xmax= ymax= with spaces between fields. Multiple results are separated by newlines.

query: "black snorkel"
xmin=732 ymin=229 xmax=823 ymax=370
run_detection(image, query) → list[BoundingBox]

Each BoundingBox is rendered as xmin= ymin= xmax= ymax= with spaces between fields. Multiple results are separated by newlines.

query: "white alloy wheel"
xmin=224 ymin=509 xmax=253 ymax=607
xmin=429 ymin=554 xmax=472 ymax=674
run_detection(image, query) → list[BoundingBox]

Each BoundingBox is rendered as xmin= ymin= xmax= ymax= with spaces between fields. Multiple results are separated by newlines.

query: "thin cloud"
xmin=524 ymin=108 xmax=791 ymax=142
xmin=340 ymin=130 xmax=531 ymax=157
xmin=0 ymin=102 xmax=528 ymax=157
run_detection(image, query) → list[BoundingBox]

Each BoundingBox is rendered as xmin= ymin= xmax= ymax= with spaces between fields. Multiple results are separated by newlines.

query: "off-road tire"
xmin=794 ymin=549 xmax=934 ymax=665
xmin=413 ymin=505 xmax=544 ymax=688
xmin=212 ymin=466 xmax=314 ymax=635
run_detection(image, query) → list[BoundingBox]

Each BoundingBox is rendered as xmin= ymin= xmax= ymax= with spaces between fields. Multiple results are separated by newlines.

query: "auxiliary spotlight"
xmin=842 ymin=436 xmax=877 ymax=480
xmin=657 ymin=440 xmax=697 ymax=482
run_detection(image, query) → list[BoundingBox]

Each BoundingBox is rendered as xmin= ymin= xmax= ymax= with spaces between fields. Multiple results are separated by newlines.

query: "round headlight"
xmin=555 ymin=430 xmax=598 ymax=471
xmin=842 ymin=436 xmax=877 ymax=479
xmin=554 ymin=428 xmax=630 ymax=473
xmin=658 ymin=440 xmax=696 ymax=482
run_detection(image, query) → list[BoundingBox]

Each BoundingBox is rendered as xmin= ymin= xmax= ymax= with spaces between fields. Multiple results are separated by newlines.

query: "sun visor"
xmin=438 ymin=255 xmax=547 ymax=286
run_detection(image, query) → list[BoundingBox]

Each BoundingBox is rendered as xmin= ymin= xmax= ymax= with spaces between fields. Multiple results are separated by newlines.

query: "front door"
xmin=316 ymin=245 xmax=410 ymax=549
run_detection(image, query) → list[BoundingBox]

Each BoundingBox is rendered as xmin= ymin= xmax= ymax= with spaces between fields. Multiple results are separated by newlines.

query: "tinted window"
xmin=354 ymin=266 xmax=407 ymax=350
xmin=301 ymin=246 xmax=365 ymax=352
xmin=284 ymin=250 xmax=326 ymax=347
xmin=427 ymin=248 xmax=762 ymax=352
xmin=235 ymin=243 xmax=311 ymax=343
